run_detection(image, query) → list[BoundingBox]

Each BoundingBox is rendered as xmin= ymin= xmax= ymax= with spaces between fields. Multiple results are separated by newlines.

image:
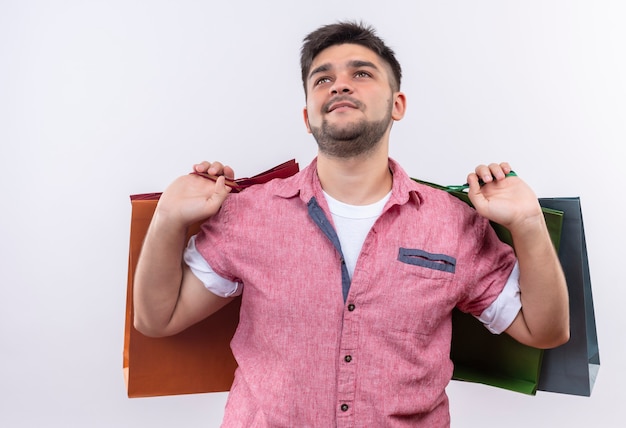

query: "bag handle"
xmin=445 ymin=171 xmax=518 ymax=192
xmin=191 ymin=159 xmax=299 ymax=193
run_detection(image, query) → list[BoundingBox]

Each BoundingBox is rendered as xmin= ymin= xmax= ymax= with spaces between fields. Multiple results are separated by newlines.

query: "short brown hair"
xmin=300 ymin=21 xmax=402 ymax=95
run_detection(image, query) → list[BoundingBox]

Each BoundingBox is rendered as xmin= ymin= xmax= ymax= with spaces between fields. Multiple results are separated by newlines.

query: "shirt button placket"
xmin=337 ymin=301 xmax=358 ymax=425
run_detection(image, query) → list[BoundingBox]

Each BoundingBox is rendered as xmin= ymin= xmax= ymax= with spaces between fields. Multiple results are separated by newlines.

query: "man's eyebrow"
xmin=308 ymin=63 xmax=331 ymax=80
xmin=308 ymin=60 xmax=380 ymax=81
xmin=348 ymin=60 xmax=379 ymax=70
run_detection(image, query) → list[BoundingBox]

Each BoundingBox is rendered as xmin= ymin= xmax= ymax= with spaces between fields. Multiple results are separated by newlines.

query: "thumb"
xmin=466 ymin=173 xmax=488 ymax=212
xmin=210 ymin=175 xmax=233 ymax=205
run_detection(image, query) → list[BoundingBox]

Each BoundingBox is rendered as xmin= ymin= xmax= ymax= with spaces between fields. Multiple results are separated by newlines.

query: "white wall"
xmin=1 ymin=1 xmax=624 ymax=427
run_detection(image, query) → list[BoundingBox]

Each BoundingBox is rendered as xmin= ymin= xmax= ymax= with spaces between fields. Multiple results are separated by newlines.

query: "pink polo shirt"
xmin=194 ymin=158 xmax=517 ymax=427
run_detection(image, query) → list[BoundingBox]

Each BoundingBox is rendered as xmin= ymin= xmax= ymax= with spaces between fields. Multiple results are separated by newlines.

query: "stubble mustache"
xmin=323 ymin=95 xmax=365 ymax=113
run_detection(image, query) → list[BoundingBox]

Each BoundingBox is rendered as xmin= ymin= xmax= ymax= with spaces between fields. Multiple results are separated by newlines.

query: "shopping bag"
xmin=537 ymin=197 xmax=599 ymax=397
xmin=124 ymin=196 xmax=240 ymax=397
xmin=412 ymin=177 xmax=563 ymax=395
xmin=124 ymin=160 xmax=299 ymax=398
xmin=450 ymin=204 xmax=564 ymax=395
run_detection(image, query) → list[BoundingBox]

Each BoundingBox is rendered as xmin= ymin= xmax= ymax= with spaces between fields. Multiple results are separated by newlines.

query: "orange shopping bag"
xmin=123 ymin=160 xmax=299 ymax=397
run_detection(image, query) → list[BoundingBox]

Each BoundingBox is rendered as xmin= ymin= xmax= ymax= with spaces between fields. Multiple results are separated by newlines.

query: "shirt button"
xmin=344 ymin=355 xmax=352 ymax=363
xmin=341 ymin=404 xmax=349 ymax=412
xmin=347 ymin=304 xmax=355 ymax=311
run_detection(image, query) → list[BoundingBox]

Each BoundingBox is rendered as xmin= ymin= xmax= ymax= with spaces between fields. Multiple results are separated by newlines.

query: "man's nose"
xmin=330 ymin=76 xmax=353 ymax=94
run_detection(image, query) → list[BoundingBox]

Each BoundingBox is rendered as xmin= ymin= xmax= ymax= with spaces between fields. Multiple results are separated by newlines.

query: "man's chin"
xmin=322 ymin=121 xmax=366 ymax=141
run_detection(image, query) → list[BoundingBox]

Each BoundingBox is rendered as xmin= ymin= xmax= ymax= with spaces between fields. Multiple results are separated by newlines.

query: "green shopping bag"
xmin=412 ymin=176 xmax=564 ymax=395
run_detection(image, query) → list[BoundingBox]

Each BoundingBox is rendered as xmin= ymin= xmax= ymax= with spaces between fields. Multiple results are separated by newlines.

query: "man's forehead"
xmin=310 ymin=43 xmax=382 ymax=72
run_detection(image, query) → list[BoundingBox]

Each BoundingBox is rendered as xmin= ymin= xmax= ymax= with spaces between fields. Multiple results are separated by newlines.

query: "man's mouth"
xmin=326 ymin=98 xmax=359 ymax=113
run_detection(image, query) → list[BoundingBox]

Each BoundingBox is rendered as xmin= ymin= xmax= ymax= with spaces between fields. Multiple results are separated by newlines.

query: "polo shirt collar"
xmin=272 ymin=157 xmax=423 ymax=208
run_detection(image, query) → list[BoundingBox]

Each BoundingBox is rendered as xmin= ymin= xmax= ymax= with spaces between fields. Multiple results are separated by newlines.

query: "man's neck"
xmin=316 ymin=147 xmax=392 ymax=206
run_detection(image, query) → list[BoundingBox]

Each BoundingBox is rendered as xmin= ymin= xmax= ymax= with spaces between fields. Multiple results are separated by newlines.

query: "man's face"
xmin=303 ymin=43 xmax=404 ymax=158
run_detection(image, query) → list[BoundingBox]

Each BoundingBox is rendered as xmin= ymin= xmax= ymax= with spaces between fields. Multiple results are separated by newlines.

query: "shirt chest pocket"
xmin=397 ymin=248 xmax=456 ymax=274
xmin=383 ymin=248 xmax=458 ymax=337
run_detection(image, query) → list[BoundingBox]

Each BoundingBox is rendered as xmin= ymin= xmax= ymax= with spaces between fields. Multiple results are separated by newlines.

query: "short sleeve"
xmin=476 ymin=261 xmax=521 ymax=334
xmin=183 ymin=235 xmax=242 ymax=297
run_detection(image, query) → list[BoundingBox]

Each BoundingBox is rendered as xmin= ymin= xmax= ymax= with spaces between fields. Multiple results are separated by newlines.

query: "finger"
xmin=213 ymin=175 xmax=233 ymax=200
xmin=474 ymin=164 xmax=493 ymax=184
xmin=193 ymin=161 xmax=211 ymax=173
xmin=490 ymin=162 xmax=514 ymax=182
xmin=207 ymin=161 xmax=227 ymax=176
xmin=466 ymin=172 xmax=481 ymax=192
xmin=486 ymin=162 xmax=506 ymax=181
xmin=499 ymin=162 xmax=512 ymax=175
xmin=223 ymin=165 xmax=235 ymax=180
xmin=466 ymin=173 xmax=488 ymax=212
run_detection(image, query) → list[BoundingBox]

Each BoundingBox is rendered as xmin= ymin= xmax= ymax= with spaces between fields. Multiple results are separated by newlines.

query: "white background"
xmin=1 ymin=1 xmax=624 ymax=427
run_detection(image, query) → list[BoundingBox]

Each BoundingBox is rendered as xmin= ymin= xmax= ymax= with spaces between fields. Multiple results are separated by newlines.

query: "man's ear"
xmin=303 ymin=107 xmax=312 ymax=134
xmin=391 ymin=92 xmax=407 ymax=121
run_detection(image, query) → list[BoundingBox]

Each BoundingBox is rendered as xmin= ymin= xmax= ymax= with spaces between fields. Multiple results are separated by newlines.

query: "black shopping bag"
xmin=538 ymin=197 xmax=600 ymax=397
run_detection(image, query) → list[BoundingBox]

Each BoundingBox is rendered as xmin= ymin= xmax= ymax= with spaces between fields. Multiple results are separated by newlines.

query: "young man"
xmin=134 ymin=22 xmax=569 ymax=427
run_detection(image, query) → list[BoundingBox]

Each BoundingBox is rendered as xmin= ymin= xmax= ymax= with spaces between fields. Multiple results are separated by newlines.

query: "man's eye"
xmin=315 ymin=77 xmax=331 ymax=85
xmin=355 ymin=71 xmax=371 ymax=78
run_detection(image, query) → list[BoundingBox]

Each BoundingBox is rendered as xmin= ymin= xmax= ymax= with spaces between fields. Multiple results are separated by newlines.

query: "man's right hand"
xmin=155 ymin=161 xmax=235 ymax=227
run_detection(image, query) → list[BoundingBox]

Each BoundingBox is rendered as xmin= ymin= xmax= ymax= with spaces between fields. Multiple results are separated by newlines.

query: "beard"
xmin=309 ymin=98 xmax=393 ymax=159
